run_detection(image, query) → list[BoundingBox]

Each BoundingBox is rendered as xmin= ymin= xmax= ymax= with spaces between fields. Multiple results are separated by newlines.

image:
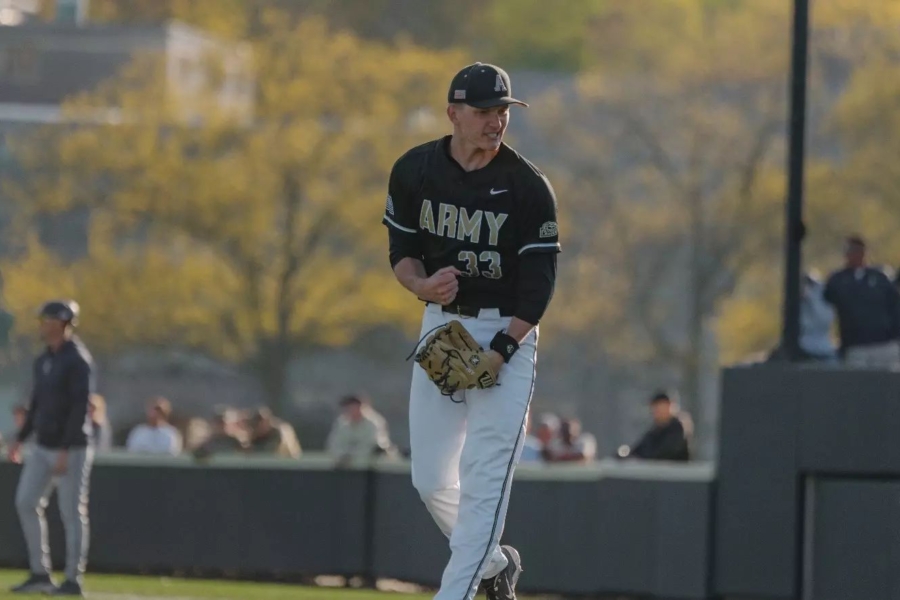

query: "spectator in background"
xmin=798 ymin=270 xmax=838 ymax=362
xmin=182 ymin=417 xmax=212 ymax=453
xmin=194 ymin=408 xmax=246 ymax=457
xmin=535 ymin=413 xmax=559 ymax=451
xmin=88 ymin=394 xmax=112 ymax=452
xmin=520 ymin=411 xmax=548 ymax=463
xmin=619 ymin=391 xmax=691 ymax=462
xmin=326 ymin=394 xmax=394 ymax=467
xmin=824 ymin=236 xmax=900 ymax=369
xmin=545 ymin=418 xmax=597 ymax=463
xmin=125 ymin=397 xmax=182 ymax=455
xmin=247 ymin=407 xmax=301 ymax=458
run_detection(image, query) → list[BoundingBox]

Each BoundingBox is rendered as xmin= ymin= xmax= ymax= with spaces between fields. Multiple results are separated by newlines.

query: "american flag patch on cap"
xmin=454 ymin=90 xmax=466 ymax=100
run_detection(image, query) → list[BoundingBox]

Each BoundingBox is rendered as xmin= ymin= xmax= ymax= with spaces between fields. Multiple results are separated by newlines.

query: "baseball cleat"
xmin=49 ymin=579 xmax=84 ymax=597
xmin=9 ymin=573 xmax=55 ymax=594
xmin=482 ymin=545 xmax=522 ymax=600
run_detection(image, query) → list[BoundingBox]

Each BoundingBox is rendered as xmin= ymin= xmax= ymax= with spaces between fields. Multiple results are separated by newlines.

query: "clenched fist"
xmin=414 ymin=266 xmax=461 ymax=305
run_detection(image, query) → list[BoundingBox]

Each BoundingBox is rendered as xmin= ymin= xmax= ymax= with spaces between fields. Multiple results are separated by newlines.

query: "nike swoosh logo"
xmin=490 ymin=188 xmax=508 ymax=195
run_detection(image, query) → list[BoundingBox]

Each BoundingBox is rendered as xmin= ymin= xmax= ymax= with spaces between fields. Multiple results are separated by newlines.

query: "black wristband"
xmin=490 ymin=331 xmax=519 ymax=363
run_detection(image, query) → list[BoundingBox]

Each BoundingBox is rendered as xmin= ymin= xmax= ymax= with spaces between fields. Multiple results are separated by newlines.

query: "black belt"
xmin=433 ymin=303 xmax=515 ymax=318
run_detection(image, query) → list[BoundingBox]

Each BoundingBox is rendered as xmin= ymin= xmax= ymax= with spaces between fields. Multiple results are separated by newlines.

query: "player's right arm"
xmin=17 ymin=361 xmax=38 ymax=444
xmin=16 ymin=391 xmax=35 ymax=444
xmin=383 ymin=153 xmax=460 ymax=305
xmin=9 ymin=367 xmax=37 ymax=462
xmin=393 ymin=260 xmax=460 ymax=305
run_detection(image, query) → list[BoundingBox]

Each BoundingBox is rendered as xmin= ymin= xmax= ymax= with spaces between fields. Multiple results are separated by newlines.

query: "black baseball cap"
xmin=448 ymin=62 xmax=528 ymax=109
xmin=38 ymin=299 xmax=79 ymax=325
xmin=846 ymin=234 xmax=866 ymax=249
xmin=340 ymin=394 xmax=367 ymax=407
xmin=650 ymin=391 xmax=673 ymax=404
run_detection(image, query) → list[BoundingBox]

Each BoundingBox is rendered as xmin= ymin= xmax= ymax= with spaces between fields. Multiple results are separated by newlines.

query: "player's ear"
xmin=447 ymin=104 xmax=458 ymax=125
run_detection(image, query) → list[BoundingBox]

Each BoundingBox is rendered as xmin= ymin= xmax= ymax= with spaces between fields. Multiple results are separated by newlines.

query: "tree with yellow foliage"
xmin=2 ymin=12 xmax=464 ymax=408
xmin=537 ymin=0 xmax=791 ymax=419
xmin=718 ymin=0 xmax=900 ymax=363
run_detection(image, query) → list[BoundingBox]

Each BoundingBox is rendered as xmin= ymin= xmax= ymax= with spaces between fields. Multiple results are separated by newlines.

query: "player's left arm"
xmin=882 ymin=271 xmax=900 ymax=338
xmin=16 ymin=385 xmax=36 ymax=443
xmin=53 ymin=352 xmax=92 ymax=474
xmin=61 ymin=354 xmax=93 ymax=451
xmin=487 ymin=173 xmax=560 ymax=368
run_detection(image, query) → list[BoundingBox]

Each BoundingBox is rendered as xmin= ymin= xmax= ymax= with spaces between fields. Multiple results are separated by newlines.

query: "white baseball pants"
xmin=409 ymin=303 xmax=537 ymax=600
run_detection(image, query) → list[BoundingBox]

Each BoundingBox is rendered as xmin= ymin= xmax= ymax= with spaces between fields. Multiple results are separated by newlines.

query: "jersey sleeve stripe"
xmin=518 ymin=242 xmax=560 ymax=254
xmin=383 ymin=215 xmax=417 ymax=234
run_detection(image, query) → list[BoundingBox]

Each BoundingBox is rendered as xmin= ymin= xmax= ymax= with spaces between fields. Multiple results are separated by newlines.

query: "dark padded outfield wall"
xmin=0 ymin=456 xmax=370 ymax=577
xmin=373 ymin=466 xmax=713 ymax=598
xmin=715 ymin=365 xmax=802 ymax=598
xmin=716 ymin=365 xmax=900 ymax=600
xmin=0 ymin=455 xmax=713 ymax=599
xmin=14 ymin=365 xmax=900 ymax=600
xmin=806 ymin=478 xmax=900 ymax=600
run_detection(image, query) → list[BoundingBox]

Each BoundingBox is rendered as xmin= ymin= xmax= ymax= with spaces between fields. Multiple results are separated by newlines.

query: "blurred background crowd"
xmin=0 ymin=0 xmax=898 ymax=465
xmin=0 ymin=387 xmax=696 ymax=466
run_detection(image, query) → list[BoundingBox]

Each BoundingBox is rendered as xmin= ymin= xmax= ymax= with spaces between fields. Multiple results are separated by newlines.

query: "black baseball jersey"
xmin=383 ymin=136 xmax=560 ymax=309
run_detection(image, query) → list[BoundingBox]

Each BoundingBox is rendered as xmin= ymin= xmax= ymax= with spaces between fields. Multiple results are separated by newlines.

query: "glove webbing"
xmin=406 ymin=324 xmax=445 ymax=361
xmin=433 ymin=347 xmax=467 ymax=400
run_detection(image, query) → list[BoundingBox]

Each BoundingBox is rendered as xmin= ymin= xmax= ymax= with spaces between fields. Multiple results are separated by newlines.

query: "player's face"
xmin=13 ymin=408 xmax=26 ymax=429
xmin=450 ymin=104 xmax=510 ymax=151
xmin=651 ymin=401 xmax=672 ymax=425
xmin=344 ymin=403 xmax=363 ymax=422
xmin=845 ymin=243 xmax=865 ymax=267
xmin=149 ymin=404 xmax=170 ymax=426
xmin=38 ymin=317 xmax=65 ymax=344
xmin=536 ymin=423 xmax=554 ymax=444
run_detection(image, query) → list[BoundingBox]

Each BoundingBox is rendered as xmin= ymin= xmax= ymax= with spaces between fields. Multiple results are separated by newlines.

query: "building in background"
xmin=0 ymin=2 xmax=253 ymax=255
xmin=0 ymin=11 xmax=253 ymax=123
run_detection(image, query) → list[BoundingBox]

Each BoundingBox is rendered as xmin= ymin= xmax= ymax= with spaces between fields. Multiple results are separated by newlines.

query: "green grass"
xmin=0 ymin=570 xmax=554 ymax=599
xmin=0 ymin=570 xmax=435 ymax=599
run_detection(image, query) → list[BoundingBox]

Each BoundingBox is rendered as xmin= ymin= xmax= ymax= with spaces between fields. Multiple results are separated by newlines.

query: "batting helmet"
xmin=38 ymin=300 xmax=79 ymax=326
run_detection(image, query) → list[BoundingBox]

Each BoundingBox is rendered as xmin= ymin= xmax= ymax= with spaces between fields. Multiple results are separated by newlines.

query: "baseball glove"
xmin=414 ymin=320 xmax=498 ymax=396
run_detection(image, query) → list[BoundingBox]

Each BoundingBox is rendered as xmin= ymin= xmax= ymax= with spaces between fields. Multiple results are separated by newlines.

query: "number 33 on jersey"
xmin=383 ymin=136 xmax=560 ymax=307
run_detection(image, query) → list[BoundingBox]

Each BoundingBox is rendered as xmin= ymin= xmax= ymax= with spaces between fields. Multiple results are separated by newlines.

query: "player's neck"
xmin=46 ymin=332 xmax=70 ymax=353
xmin=448 ymin=135 xmax=500 ymax=172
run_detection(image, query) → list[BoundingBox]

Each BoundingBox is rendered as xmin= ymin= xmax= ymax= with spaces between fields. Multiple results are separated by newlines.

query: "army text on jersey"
xmin=383 ymin=136 xmax=560 ymax=310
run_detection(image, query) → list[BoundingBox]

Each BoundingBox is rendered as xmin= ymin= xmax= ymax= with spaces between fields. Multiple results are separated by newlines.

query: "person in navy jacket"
xmin=7 ymin=300 xmax=95 ymax=597
xmin=824 ymin=236 xmax=900 ymax=369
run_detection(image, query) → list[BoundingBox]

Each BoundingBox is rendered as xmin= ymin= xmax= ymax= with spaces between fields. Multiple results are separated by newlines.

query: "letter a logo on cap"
xmin=494 ymin=74 xmax=507 ymax=92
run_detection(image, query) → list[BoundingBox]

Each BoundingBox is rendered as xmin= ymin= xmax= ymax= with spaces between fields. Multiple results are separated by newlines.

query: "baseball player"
xmin=383 ymin=63 xmax=559 ymax=600
xmin=7 ymin=300 xmax=95 ymax=597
